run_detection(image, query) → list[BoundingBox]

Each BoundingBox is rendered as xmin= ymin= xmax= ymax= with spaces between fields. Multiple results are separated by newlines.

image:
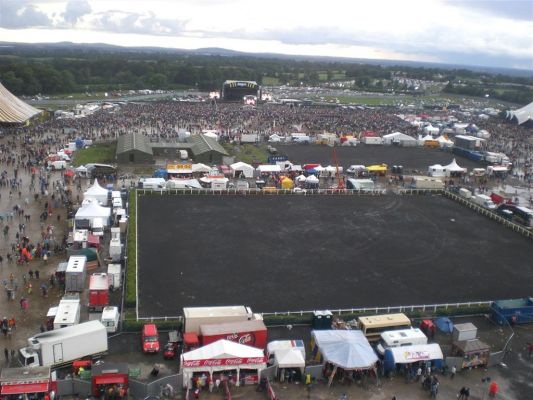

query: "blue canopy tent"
xmin=435 ymin=317 xmax=454 ymax=333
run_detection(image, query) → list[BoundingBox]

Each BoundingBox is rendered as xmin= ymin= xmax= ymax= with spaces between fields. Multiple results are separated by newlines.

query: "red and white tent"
xmin=180 ymin=339 xmax=267 ymax=388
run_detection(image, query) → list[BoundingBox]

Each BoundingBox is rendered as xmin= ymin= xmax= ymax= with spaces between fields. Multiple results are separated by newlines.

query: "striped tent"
xmin=0 ymin=82 xmax=42 ymax=124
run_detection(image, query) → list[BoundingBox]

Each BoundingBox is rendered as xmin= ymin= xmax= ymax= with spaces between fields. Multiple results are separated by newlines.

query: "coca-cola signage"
xmin=225 ymin=332 xmax=255 ymax=346
xmin=182 ymin=356 xmax=266 ymax=368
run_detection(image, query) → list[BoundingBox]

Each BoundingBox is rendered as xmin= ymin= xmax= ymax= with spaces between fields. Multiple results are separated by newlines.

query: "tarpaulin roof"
xmin=386 ymin=343 xmax=443 ymax=364
xmin=311 ymin=330 xmax=377 ymax=370
xmin=182 ymin=339 xmax=264 ymax=361
xmin=274 ymin=348 xmax=305 ymax=369
xmin=0 ymin=82 xmax=41 ymax=124
xmin=436 ymin=317 xmax=454 ymax=333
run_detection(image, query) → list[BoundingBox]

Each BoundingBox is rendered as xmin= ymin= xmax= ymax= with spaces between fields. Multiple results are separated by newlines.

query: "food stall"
xmin=181 ymin=339 xmax=266 ymax=389
xmin=452 ymin=339 xmax=490 ymax=369
xmin=383 ymin=343 xmax=444 ymax=373
xmin=91 ymin=363 xmax=129 ymax=398
xmin=0 ymin=367 xmax=54 ymax=399
xmin=311 ymin=330 xmax=378 ymax=387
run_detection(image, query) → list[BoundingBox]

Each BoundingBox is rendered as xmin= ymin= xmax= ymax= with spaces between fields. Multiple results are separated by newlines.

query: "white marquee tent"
xmin=180 ymin=340 xmax=266 ymax=388
xmin=444 ymin=158 xmax=467 ymax=174
xmin=274 ymin=348 xmax=306 ymax=374
xmin=230 ymin=162 xmax=255 ymax=178
xmin=75 ymin=201 xmax=111 ymax=226
xmin=383 ymin=132 xmax=417 ymax=146
xmin=192 ymin=163 xmax=213 ymax=174
xmin=257 ymin=164 xmax=281 ymax=173
xmin=83 ymin=179 xmax=108 ymax=204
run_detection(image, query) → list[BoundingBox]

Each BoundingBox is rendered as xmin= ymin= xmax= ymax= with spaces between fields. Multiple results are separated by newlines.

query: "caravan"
xmin=376 ymin=328 xmax=428 ymax=355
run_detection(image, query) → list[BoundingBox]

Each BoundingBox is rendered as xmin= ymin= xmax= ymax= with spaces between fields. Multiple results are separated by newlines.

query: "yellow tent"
xmin=281 ymin=177 xmax=294 ymax=189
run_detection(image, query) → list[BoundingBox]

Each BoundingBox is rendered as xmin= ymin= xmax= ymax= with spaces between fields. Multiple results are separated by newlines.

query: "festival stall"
xmin=304 ymin=175 xmax=319 ymax=189
xmin=443 ymin=159 xmax=467 ymax=176
xmin=167 ymin=163 xmax=193 ymax=178
xmin=75 ymin=202 xmax=111 ymax=228
xmin=230 ymin=162 xmax=255 ymax=178
xmin=452 ymin=339 xmax=490 ymax=369
xmin=382 ymin=132 xmax=417 ymax=146
xmin=428 ymin=164 xmax=446 ymax=177
xmin=0 ymin=367 xmax=55 ymax=399
xmin=192 ymin=163 xmax=213 ymax=174
xmin=383 ymin=343 xmax=444 ymax=373
xmin=257 ymin=165 xmax=281 ymax=174
xmin=181 ymin=340 xmax=267 ymax=389
xmin=91 ymin=363 xmax=129 ymax=398
xmin=273 ymin=348 xmax=306 ymax=381
xmin=310 ymin=330 xmax=378 ymax=387
xmin=83 ymin=179 xmax=108 ymax=204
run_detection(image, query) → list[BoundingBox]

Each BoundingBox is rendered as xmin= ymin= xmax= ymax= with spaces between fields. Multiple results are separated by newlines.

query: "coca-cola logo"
xmin=203 ymin=359 xmax=223 ymax=366
xmin=238 ymin=333 xmax=254 ymax=345
xmin=183 ymin=360 xmax=201 ymax=367
xmin=225 ymin=358 xmax=243 ymax=365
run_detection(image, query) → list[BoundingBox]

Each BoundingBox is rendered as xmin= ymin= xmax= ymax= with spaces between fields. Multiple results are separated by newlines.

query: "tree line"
xmin=0 ymin=48 xmax=531 ymax=104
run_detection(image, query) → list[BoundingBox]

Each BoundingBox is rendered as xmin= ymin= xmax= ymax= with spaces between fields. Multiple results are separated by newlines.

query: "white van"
xmin=112 ymin=197 xmax=123 ymax=209
xmin=101 ymin=306 xmax=120 ymax=333
xmin=376 ymin=328 xmax=428 ymax=355
xmin=139 ymin=178 xmax=166 ymax=190
xmin=50 ymin=160 xmax=67 ymax=170
xmin=91 ymin=219 xmax=104 ymax=236
xmin=473 ymin=194 xmax=496 ymax=210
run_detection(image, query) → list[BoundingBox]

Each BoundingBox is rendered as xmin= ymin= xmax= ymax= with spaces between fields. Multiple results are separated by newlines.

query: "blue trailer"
xmin=491 ymin=298 xmax=533 ymax=325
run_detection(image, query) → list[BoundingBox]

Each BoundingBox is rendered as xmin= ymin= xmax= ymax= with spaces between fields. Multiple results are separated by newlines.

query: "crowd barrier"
xmin=137 ymin=188 xmax=387 ymax=196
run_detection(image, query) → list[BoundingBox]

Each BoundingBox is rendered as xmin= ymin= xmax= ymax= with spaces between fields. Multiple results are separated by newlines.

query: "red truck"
xmin=198 ymin=319 xmax=267 ymax=349
xmin=88 ymin=273 xmax=109 ymax=312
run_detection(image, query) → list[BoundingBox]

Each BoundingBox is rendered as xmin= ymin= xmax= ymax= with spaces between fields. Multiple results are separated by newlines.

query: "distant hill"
xmin=1 ymin=41 xmax=531 ymax=77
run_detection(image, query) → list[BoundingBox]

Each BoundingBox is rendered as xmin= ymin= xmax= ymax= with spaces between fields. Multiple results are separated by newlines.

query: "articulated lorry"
xmin=19 ymin=320 xmax=108 ymax=368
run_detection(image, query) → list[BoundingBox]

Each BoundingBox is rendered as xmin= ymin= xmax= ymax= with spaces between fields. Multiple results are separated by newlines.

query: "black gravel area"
xmin=276 ymin=144 xmax=482 ymax=171
xmin=137 ymin=194 xmax=533 ymax=317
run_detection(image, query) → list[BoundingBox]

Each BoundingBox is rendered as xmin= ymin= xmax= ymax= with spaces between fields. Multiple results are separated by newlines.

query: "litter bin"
xmin=313 ymin=310 xmax=332 ymax=330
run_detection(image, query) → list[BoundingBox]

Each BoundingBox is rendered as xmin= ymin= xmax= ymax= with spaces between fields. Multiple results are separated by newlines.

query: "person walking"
xmin=450 ymin=365 xmax=456 ymax=379
xmin=3 ymin=347 xmax=8 ymax=362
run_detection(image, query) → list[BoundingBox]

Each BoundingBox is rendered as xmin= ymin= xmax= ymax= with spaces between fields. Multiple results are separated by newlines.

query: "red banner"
xmin=182 ymin=356 xmax=266 ymax=368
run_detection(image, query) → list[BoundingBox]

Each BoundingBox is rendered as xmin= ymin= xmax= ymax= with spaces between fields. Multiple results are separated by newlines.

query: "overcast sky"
xmin=0 ymin=0 xmax=532 ymax=70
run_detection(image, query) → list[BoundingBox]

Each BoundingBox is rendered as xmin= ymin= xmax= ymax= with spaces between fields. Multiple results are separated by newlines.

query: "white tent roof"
xmin=199 ymin=176 xmax=229 ymax=183
xmin=312 ymin=330 xmax=377 ymax=370
xmin=507 ymin=101 xmax=533 ymax=125
xmin=182 ymin=339 xmax=264 ymax=362
xmin=388 ymin=343 xmax=443 ymax=364
xmin=75 ymin=201 xmax=111 ymax=219
xmin=444 ymin=158 xmax=467 ymax=172
xmin=295 ymin=174 xmax=307 ymax=182
xmin=257 ymin=165 xmax=281 ymax=173
xmin=420 ymin=134 xmax=434 ymax=141
xmin=75 ymin=165 xmax=87 ymax=172
xmin=274 ymin=348 xmax=305 ymax=369
xmin=306 ymin=175 xmax=319 ymax=183
xmin=230 ymin=162 xmax=254 ymax=171
xmin=383 ymin=132 xmax=416 ymax=142
xmin=435 ymin=135 xmax=453 ymax=144
xmin=429 ymin=164 xmax=444 ymax=170
xmin=84 ymin=179 xmax=108 ymax=196
xmin=192 ymin=163 xmax=212 ymax=173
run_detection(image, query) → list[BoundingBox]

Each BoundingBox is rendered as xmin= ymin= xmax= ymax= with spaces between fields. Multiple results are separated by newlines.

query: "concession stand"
xmin=452 ymin=339 xmax=490 ymax=369
xmin=383 ymin=343 xmax=444 ymax=373
xmin=91 ymin=363 xmax=129 ymax=398
xmin=0 ymin=367 xmax=55 ymax=399
xmin=181 ymin=340 xmax=266 ymax=389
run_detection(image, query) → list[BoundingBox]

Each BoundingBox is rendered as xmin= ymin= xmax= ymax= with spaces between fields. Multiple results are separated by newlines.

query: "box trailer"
xmin=101 ymin=306 xmax=120 ymax=333
xmin=107 ymin=264 xmax=122 ymax=291
xmin=200 ymin=320 xmax=267 ymax=349
xmin=88 ymin=274 xmax=109 ymax=312
xmin=412 ymin=176 xmax=444 ymax=190
xmin=65 ymin=256 xmax=87 ymax=292
xmin=109 ymin=238 xmax=122 ymax=262
xmin=0 ymin=367 xmax=53 ymax=398
xmin=183 ymin=306 xmax=254 ymax=334
xmin=452 ymin=323 xmax=477 ymax=342
xmin=19 ymin=320 xmax=108 ymax=368
xmin=53 ymin=297 xmax=81 ymax=330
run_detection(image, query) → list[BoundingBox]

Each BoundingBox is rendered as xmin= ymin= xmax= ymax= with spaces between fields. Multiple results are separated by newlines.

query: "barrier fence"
xmin=137 ymin=188 xmax=387 ymax=196
xmin=135 ymin=300 xmax=492 ymax=323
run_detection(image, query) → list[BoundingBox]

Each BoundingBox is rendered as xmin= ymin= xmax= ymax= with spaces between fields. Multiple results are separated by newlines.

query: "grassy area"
xmin=125 ymin=189 xmax=137 ymax=308
xmin=262 ymin=76 xmax=280 ymax=86
xmin=73 ymin=142 xmax=117 ymax=166
xmin=223 ymin=143 xmax=269 ymax=164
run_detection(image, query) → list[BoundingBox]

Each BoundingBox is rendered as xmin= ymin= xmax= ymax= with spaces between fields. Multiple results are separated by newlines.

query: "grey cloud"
xmin=92 ymin=10 xmax=186 ymax=36
xmin=0 ymin=0 xmax=52 ymax=29
xmin=446 ymin=0 xmax=533 ymax=21
xmin=63 ymin=0 xmax=91 ymax=25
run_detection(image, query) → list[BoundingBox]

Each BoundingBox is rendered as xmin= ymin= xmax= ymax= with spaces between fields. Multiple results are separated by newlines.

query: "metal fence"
xmin=137 ymin=188 xmax=387 ymax=196
xmin=135 ymin=300 xmax=492 ymax=323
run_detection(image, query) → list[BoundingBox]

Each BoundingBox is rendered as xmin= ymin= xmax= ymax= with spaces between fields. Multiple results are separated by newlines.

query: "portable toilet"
xmin=65 ymin=256 xmax=87 ymax=292
xmin=107 ymin=264 xmax=122 ymax=291
xmin=312 ymin=310 xmax=333 ymax=330
xmin=89 ymin=273 xmax=109 ymax=312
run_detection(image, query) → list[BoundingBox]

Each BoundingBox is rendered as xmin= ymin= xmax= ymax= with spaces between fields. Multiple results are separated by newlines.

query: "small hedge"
xmin=125 ymin=189 xmax=137 ymax=307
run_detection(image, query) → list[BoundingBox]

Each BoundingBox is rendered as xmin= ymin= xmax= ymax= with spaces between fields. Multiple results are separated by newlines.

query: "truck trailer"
xmin=199 ymin=319 xmax=267 ymax=349
xmin=183 ymin=306 xmax=255 ymax=334
xmin=19 ymin=320 xmax=108 ymax=368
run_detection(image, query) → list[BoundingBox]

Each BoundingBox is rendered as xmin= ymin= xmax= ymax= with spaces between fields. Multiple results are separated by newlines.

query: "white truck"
xmin=19 ymin=320 xmax=108 ymax=368
xmin=183 ymin=306 xmax=258 ymax=335
xmin=473 ymin=194 xmax=496 ymax=210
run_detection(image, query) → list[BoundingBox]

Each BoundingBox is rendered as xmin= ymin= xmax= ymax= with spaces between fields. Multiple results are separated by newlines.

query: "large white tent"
xmin=180 ymin=340 xmax=266 ymax=388
xmin=230 ymin=162 xmax=255 ymax=178
xmin=383 ymin=132 xmax=417 ymax=146
xmin=274 ymin=348 xmax=306 ymax=378
xmin=506 ymin=101 xmax=533 ymax=125
xmin=192 ymin=163 xmax=213 ymax=174
xmin=435 ymin=135 xmax=454 ymax=148
xmin=75 ymin=201 xmax=111 ymax=226
xmin=83 ymin=179 xmax=108 ymax=204
xmin=311 ymin=330 xmax=377 ymax=369
xmin=428 ymin=164 xmax=446 ymax=177
xmin=444 ymin=158 xmax=467 ymax=174
xmin=257 ymin=164 xmax=281 ymax=173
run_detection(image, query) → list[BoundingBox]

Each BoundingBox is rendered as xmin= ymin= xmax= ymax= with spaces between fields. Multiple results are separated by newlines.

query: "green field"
xmin=262 ymin=76 xmax=280 ymax=86
xmin=223 ymin=143 xmax=269 ymax=164
xmin=73 ymin=142 xmax=117 ymax=166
